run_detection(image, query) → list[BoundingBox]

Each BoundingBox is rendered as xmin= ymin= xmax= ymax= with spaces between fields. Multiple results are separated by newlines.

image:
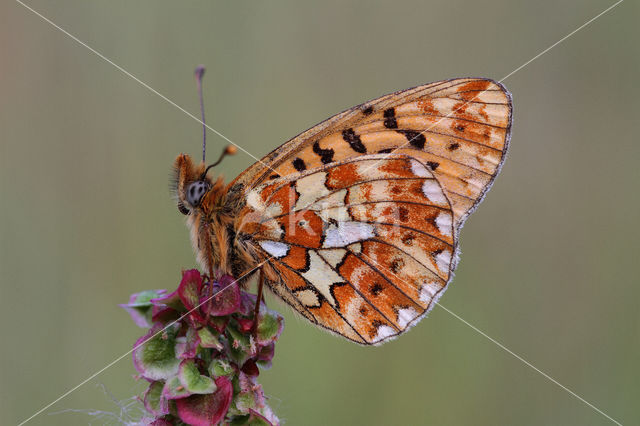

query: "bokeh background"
xmin=1 ymin=1 xmax=638 ymax=425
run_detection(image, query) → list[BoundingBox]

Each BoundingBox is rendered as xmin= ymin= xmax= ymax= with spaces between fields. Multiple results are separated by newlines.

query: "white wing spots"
xmin=344 ymin=298 xmax=363 ymax=329
xmin=264 ymin=202 xmax=284 ymax=219
xmin=309 ymin=188 xmax=346 ymax=211
xmin=246 ymin=188 xmax=264 ymax=211
xmin=318 ymin=248 xmax=347 ymax=268
xmin=295 ymin=173 xmax=330 ymax=211
xmin=410 ymin=159 xmax=433 ymax=178
xmin=397 ymin=307 xmax=419 ymax=328
xmin=419 ymin=281 xmax=443 ymax=304
xmin=355 ymin=161 xmax=378 ymax=179
xmin=295 ymin=289 xmax=320 ymax=308
xmin=373 ymin=325 xmax=396 ymax=343
xmin=422 ymin=180 xmax=448 ymax=205
xmin=301 ymin=251 xmax=343 ymax=306
xmin=435 ymin=212 xmax=453 ymax=237
xmin=258 ymin=241 xmax=289 ymax=258
xmin=246 ymin=187 xmax=283 ymax=218
xmin=350 ymin=263 xmax=369 ymax=284
xmin=435 ymin=249 xmax=452 ymax=274
xmin=318 ymin=205 xmax=350 ymax=223
xmin=323 ymin=221 xmax=375 ymax=248
xmin=348 ymin=242 xmax=362 ymax=254
xmin=344 ymin=180 xmax=389 ymax=205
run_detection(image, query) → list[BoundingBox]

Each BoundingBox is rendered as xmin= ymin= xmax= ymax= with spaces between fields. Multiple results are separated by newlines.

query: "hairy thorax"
xmin=187 ymin=181 xmax=257 ymax=280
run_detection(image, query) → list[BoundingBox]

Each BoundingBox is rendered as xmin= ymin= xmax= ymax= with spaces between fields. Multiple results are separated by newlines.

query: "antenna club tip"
xmin=225 ymin=145 xmax=238 ymax=156
xmin=194 ymin=65 xmax=206 ymax=80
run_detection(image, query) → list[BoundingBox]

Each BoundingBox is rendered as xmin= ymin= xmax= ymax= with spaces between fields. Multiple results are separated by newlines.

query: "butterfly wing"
xmin=237 ymin=155 xmax=455 ymax=344
xmin=231 ymin=78 xmax=512 ymax=344
xmin=231 ymin=77 xmax=512 ymax=230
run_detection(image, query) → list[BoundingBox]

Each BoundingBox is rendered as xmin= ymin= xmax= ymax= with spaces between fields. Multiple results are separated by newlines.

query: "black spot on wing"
xmin=398 ymin=206 xmax=409 ymax=222
xmin=383 ymin=108 xmax=398 ymax=129
xmin=371 ymin=319 xmax=385 ymax=336
xmin=312 ymin=141 xmax=335 ymax=164
xmin=377 ymin=148 xmax=393 ymax=154
xmin=426 ymin=161 xmax=439 ymax=171
xmin=370 ymin=282 xmax=383 ymax=296
xmin=342 ymin=128 xmax=367 ymax=153
xmin=362 ymin=105 xmax=374 ymax=115
xmin=293 ymin=157 xmax=307 ymax=172
xmin=390 ymin=258 xmax=405 ymax=274
xmin=448 ymin=142 xmax=460 ymax=151
xmin=397 ymin=130 xmax=426 ymax=149
xmin=402 ymin=233 xmax=415 ymax=246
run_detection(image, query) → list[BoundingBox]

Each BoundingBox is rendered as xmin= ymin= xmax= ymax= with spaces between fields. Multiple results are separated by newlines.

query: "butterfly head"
xmin=171 ymin=145 xmax=237 ymax=215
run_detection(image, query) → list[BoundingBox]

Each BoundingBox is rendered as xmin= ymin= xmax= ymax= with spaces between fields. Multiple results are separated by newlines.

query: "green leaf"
xmin=162 ymin=375 xmax=191 ymax=400
xmin=143 ymin=380 xmax=168 ymax=415
xmin=229 ymin=410 xmax=274 ymax=426
xmin=235 ymin=391 xmax=258 ymax=412
xmin=256 ymin=309 xmax=284 ymax=344
xmin=209 ymin=358 xmax=235 ymax=377
xmin=120 ymin=289 xmax=167 ymax=328
xmin=133 ymin=323 xmax=180 ymax=381
xmin=179 ymin=360 xmax=217 ymax=394
xmin=226 ymin=323 xmax=252 ymax=366
xmin=198 ymin=327 xmax=224 ymax=351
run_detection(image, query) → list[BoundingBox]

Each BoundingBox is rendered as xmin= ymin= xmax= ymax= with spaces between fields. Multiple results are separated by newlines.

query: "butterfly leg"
xmin=251 ymin=268 xmax=265 ymax=338
xmin=204 ymin=277 xmax=213 ymax=323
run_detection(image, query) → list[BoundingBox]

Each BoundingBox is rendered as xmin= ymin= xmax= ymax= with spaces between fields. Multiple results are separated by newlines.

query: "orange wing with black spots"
xmin=237 ymin=155 xmax=456 ymax=344
xmin=232 ymin=78 xmax=512 ymax=231
xmin=227 ymin=78 xmax=511 ymax=344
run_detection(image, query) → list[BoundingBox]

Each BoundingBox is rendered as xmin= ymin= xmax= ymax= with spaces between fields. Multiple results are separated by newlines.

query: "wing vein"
xmin=260 ymin=199 xmax=451 ymax=225
xmin=344 ymin=246 xmax=424 ymax=312
xmin=315 ymin=250 xmax=401 ymax=332
xmin=357 ymin=127 xmax=504 ymax=153
xmin=268 ymin=258 xmax=369 ymax=342
xmin=368 ymin=238 xmax=450 ymax=281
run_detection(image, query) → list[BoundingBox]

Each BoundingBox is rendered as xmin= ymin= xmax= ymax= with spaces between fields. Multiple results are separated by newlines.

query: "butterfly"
xmin=172 ymin=76 xmax=512 ymax=345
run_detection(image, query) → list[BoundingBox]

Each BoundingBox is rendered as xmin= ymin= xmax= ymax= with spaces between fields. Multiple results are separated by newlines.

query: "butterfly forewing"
xmin=232 ymin=78 xmax=511 ymax=230
xmin=226 ymin=78 xmax=511 ymax=344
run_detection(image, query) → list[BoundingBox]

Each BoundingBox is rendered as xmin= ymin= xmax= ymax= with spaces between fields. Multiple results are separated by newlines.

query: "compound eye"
xmin=186 ymin=180 xmax=209 ymax=207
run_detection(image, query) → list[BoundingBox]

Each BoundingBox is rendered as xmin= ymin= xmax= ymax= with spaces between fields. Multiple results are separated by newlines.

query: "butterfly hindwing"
xmin=238 ymin=155 xmax=455 ymax=344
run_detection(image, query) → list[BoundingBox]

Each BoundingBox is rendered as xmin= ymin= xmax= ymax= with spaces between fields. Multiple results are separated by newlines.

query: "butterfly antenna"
xmin=194 ymin=65 xmax=207 ymax=163
xmin=201 ymin=145 xmax=237 ymax=178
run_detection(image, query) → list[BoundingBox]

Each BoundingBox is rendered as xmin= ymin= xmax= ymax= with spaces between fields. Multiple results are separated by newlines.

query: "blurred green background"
xmin=1 ymin=1 xmax=638 ymax=425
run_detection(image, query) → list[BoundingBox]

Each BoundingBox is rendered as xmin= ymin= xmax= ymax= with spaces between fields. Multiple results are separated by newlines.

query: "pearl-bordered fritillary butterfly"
xmin=172 ymin=77 xmax=512 ymax=345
